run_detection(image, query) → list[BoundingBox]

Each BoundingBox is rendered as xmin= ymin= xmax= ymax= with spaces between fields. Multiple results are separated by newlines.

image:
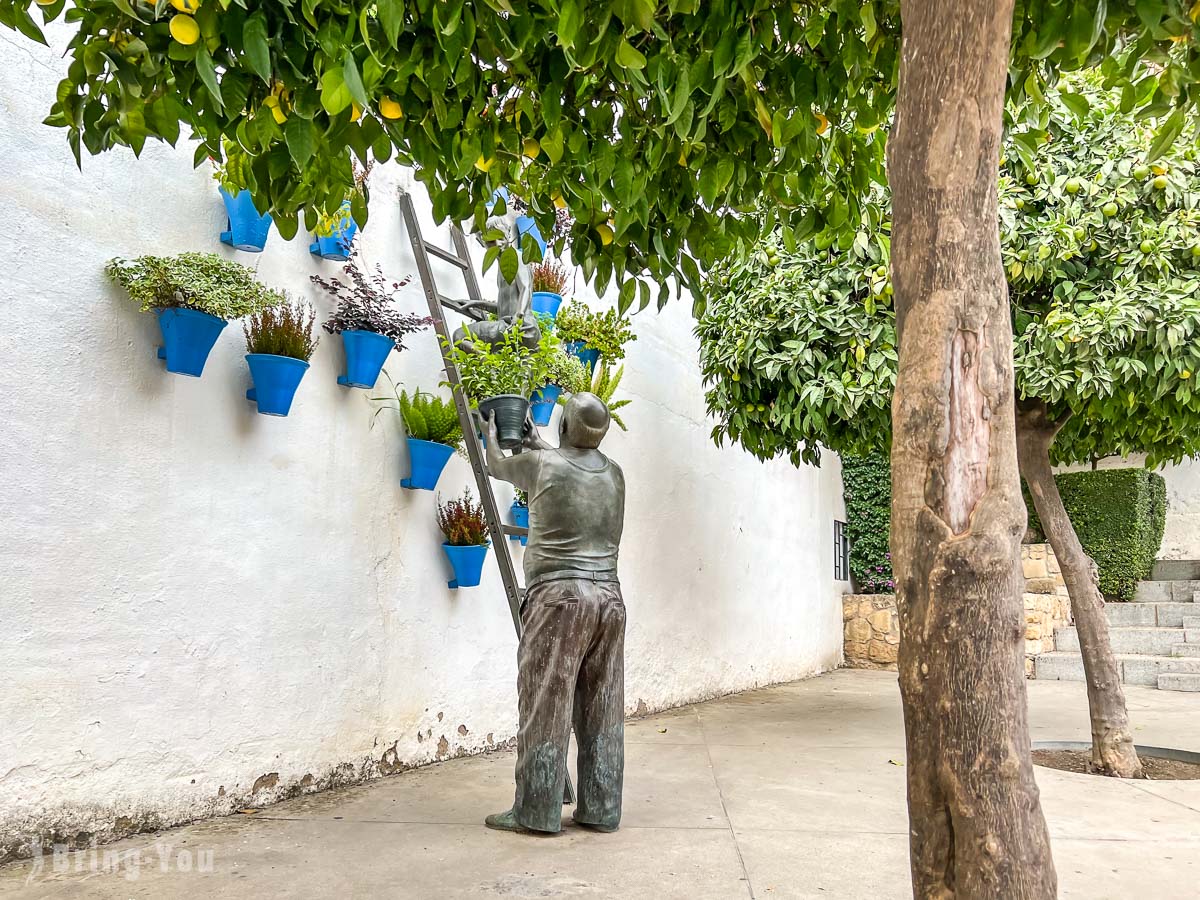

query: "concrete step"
xmin=1035 ymin=651 xmax=1200 ymax=685
xmin=1151 ymin=560 xmax=1200 ymax=581
xmin=1054 ymin=626 xmax=1189 ymax=655
xmin=1158 ymin=672 xmax=1200 ymax=691
xmin=1133 ymin=580 xmax=1200 ymax=603
xmin=1106 ymin=602 xmax=1200 ymax=627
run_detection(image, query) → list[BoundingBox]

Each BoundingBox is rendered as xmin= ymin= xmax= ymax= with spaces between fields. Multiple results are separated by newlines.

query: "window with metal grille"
xmin=834 ymin=520 xmax=849 ymax=581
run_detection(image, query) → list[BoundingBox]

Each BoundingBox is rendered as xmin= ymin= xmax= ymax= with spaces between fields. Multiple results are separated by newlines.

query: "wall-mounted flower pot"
xmin=566 ymin=341 xmax=600 ymax=373
xmin=155 ymin=307 xmax=227 ymax=377
xmin=245 ymin=354 xmax=310 ymax=417
xmin=478 ymin=395 xmax=530 ymax=449
xmin=310 ymin=205 xmax=359 ymax=261
xmin=529 ymin=384 xmax=562 ymax=426
xmin=402 ymin=438 xmax=455 ymax=491
xmin=219 ymin=188 xmax=273 ymax=253
xmin=510 ymin=501 xmax=528 ymax=546
xmin=531 ymin=291 xmax=563 ymax=323
xmin=337 ymin=329 xmax=394 ymax=389
xmin=442 ymin=542 xmax=490 ymax=589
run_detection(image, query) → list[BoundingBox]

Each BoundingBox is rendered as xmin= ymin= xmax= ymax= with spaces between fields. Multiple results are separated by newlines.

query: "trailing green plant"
xmin=211 ymin=142 xmax=253 ymax=195
xmin=443 ymin=325 xmax=540 ymax=404
xmin=436 ymin=489 xmax=489 ymax=547
xmin=1026 ymin=469 xmax=1167 ymax=601
xmin=369 ymin=371 xmax=463 ymax=447
xmin=314 ymin=161 xmax=372 ymax=238
xmin=554 ymin=302 xmax=637 ymax=362
xmin=544 ymin=348 xmax=591 ymax=392
xmin=313 ymin=246 xmax=431 ymax=344
xmin=530 ymin=258 xmax=570 ymax=296
xmin=244 ymin=299 xmax=319 ymax=361
xmin=106 ymin=252 xmax=286 ymax=319
xmin=841 ymin=453 xmax=894 ymax=594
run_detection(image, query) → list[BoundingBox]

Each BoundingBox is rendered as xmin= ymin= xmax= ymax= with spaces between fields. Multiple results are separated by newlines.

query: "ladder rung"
xmin=500 ymin=525 xmax=529 ymax=537
xmin=424 ymin=241 xmax=471 ymax=270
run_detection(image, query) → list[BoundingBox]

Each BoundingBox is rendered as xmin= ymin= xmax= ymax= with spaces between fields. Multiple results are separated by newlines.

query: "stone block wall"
xmin=842 ymin=543 xmax=1071 ymax=675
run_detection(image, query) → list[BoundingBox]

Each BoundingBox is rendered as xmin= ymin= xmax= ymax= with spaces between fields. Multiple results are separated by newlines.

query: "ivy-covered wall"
xmin=845 ymin=453 xmax=1167 ymax=601
xmin=841 ymin=454 xmax=893 ymax=594
xmin=1026 ymin=469 xmax=1167 ymax=600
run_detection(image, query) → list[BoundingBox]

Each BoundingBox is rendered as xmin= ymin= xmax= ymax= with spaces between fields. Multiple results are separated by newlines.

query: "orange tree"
xmin=6 ymin=1 xmax=1200 ymax=895
xmin=698 ymin=77 xmax=1200 ymax=784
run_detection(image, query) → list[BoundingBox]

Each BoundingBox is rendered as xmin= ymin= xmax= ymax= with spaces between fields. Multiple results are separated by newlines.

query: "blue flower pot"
xmin=337 ymin=329 xmax=394 ymax=389
xmin=531 ymin=291 xmax=563 ymax=323
xmin=310 ymin=205 xmax=359 ymax=261
xmin=402 ymin=438 xmax=455 ymax=491
xmin=219 ymin=188 xmax=273 ymax=252
xmin=442 ymin=542 xmax=490 ymax=589
xmin=567 ymin=341 xmax=601 ymax=373
xmin=530 ymin=384 xmax=562 ymax=426
xmin=154 ymin=307 xmax=227 ymax=377
xmin=245 ymin=354 xmax=310 ymax=417
xmin=510 ymin=501 xmax=529 ymax=546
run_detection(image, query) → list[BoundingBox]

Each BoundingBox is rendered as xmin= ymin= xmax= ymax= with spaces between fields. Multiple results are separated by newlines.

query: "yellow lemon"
xmin=1183 ymin=370 xmax=1193 ymax=379
xmin=522 ymin=137 xmax=541 ymax=159
xmin=552 ymin=191 xmax=567 ymax=209
xmin=170 ymin=14 xmax=200 ymax=46
xmin=379 ymin=97 xmax=404 ymax=120
xmin=474 ymin=155 xmax=495 ymax=173
xmin=350 ymin=102 xmax=362 ymax=120
xmin=170 ymin=0 xmax=201 ymax=11
xmin=270 ymin=105 xmax=287 ymax=124
xmin=1151 ymin=163 xmax=1169 ymax=176
xmin=597 ymin=223 xmax=614 ymax=246
xmin=815 ymin=112 xmax=829 ymax=135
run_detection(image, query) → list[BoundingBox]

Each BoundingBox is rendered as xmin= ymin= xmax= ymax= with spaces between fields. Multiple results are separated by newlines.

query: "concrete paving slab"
xmin=2 ymin=669 xmax=1198 ymax=900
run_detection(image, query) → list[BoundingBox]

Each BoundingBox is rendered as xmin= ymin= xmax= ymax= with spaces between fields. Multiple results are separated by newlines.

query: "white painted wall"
xmin=0 ymin=34 xmax=846 ymax=858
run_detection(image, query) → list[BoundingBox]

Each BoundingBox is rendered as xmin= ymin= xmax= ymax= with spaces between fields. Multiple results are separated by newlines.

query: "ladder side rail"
xmin=399 ymin=194 xmax=524 ymax=634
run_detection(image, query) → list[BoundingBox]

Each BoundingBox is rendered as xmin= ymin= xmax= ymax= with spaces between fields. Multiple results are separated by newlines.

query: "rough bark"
xmin=888 ymin=1 xmax=1057 ymax=897
xmin=1015 ymin=400 xmax=1143 ymax=778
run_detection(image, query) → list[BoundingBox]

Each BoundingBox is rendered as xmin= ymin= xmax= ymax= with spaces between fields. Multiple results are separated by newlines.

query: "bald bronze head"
xmin=560 ymin=393 xmax=611 ymax=449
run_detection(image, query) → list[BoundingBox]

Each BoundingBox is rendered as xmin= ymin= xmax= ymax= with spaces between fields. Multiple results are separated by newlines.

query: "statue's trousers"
xmin=513 ymin=578 xmax=626 ymax=833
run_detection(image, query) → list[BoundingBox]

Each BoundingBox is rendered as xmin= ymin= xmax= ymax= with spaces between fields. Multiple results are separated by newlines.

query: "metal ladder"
xmin=398 ymin=191 xmax=575 ymax=804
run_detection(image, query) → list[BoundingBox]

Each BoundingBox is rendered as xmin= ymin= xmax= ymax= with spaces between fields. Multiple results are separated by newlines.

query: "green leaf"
xmin=194 ymin=46 xmax=224 ymax=109
xmin=1147 ymin=109 xmax=1185 ymax=163
xmin=557 ymin=0 xmax=582 ymax=49
xmin=499 ymin=246 xmax=519 ymax=284
xmin=243 ymin=14 xmax=271 ymax=83
xmin=615 ymin=39 xmax=646 ymax=70
xmin=378 ymin=0 xmax=404 ymax=46
xmin=320 ymin=68 xmax=353 ymax=116
xmin=343 ymin=51 xmax=370 ymax=108
xmin=285 ymin=116 xmax=316 ymax=167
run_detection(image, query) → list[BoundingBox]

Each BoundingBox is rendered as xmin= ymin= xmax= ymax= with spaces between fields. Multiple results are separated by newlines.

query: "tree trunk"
xmin=888 ymin=1 xmax=1056 ymax=897
xmin=1016 ymin=401 xmax=1143 ymax=777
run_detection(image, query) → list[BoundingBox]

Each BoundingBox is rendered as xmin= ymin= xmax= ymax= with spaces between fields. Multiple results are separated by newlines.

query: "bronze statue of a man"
xmin=482 ymin=394 xmax=627 ymax=834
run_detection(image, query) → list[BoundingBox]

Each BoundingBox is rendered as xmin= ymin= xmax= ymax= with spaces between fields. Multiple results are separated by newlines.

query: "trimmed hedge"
xmin=841 ymin=454 xmax=893 ymax=593
xmin=846 ymin=458 xmax=1166 ymax=601
xmin=1026 ymin=468 xmax=1166 ymax=601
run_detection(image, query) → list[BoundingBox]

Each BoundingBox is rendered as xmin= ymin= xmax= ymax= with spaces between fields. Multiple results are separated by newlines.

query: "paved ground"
xmin=3 ymin=669 xmax=1199 ymax=899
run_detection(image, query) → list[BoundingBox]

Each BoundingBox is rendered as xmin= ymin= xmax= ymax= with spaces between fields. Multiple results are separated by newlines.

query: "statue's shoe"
xmin=571 ymin=817 xmax=619 ymax=833
xmin=484 ymin=809 xmax=530 ymax=833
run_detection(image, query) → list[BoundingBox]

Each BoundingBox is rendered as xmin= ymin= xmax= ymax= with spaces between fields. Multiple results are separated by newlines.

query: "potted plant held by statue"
xmin=531 ymin=343 xmax=589 ymax=426
xmin=370 ymin=372 xmax=463 ymax=491
xmin=106 ymin=252 xmax=286 ymax=378
xmin=554 ymin=301 xmax=637 ymax=373
xmin=437 ymin=490 xmax=491 ymax=589
xmin=445 ymin=325 xmax=541 ymax=449
xmin=244 ymin=300 xmax=319 ymax=417
xmin=313 ymin=247 xmax=431 ymax=390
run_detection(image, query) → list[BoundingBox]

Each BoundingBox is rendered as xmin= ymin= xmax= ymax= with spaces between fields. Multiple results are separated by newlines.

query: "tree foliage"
xmin=3 ymin=0 xmax=1199 ymax=306
xmin=698 ymin=76 xmax=1200 ymax=468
